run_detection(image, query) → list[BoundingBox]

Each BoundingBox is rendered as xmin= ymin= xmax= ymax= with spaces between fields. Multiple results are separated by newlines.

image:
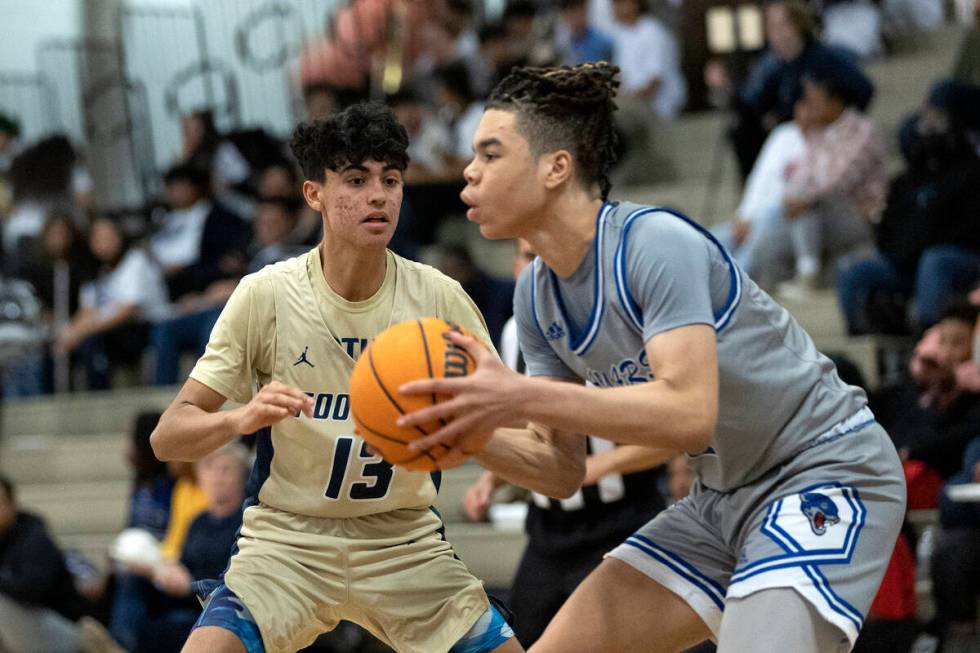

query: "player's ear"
xmin=542 ymin=149 xmax=574 ymax=191
xmin=302 ymin=180 xmax=324 ymax=212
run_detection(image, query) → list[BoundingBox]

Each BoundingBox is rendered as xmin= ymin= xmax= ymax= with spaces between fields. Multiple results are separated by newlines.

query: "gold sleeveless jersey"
xmin=190 ymin=248 xmax=492 ymax=518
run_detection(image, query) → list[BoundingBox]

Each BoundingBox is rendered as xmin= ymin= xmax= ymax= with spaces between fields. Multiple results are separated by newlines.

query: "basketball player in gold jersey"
xmin=149 ymin=103 xmax=581 ymax=653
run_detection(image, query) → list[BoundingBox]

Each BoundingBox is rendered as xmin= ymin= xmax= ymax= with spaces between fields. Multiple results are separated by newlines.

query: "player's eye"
xmin=349 ymin=176 xmax=365 ymax=186
xmin=384 ymin=177 xmax=401 ymax=187
xmin=483 ymin=152 xmax=498 ymax=162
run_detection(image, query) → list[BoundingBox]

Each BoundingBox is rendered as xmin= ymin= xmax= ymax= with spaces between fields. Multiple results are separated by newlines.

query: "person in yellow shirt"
xmin=157 ymin=461 xmax=208 ymax=561
xmin=150 ymin=103 xmax=564 ymax=653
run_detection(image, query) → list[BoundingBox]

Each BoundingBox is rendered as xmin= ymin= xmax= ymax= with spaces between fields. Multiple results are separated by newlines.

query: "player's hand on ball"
xmin=397 ymin=331 xmax=526 ymax=465
xmin=231 ymin=381 xmax=313 ymax=434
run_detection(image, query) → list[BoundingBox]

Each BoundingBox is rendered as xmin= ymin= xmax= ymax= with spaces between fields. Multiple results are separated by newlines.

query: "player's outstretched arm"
xmin=398 ymin=324 xmax=718 ymax=459
xmin=151 ymin=379 xmax=313 ymax=462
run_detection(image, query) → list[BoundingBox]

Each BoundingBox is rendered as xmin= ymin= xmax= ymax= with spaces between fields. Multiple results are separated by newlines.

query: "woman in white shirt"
xmin=54 ymin=217 xmax=169 ymax=390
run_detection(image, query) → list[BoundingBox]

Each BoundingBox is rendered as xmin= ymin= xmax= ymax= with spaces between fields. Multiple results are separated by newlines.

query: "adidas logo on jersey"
xmin=546 ymin=321 xmax=565 ymax=341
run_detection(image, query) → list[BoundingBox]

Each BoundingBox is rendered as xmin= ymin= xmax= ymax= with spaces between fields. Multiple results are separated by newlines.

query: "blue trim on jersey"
xmin=803 ymin=564 xmax=864 ymax=631
xmin=430 ymin=471 xmax=442 ymax=493
xmin=613 ymin=207 xmax=743 ymax=335
xmin=614 ymin=207 xmax=659 ymax=331
xmin=730 ymin=482 xmax=867 ymax=583
xmin=625 ymin=535 xmax=726 ymax=609
xmin=546 ymin=202 xmax=612 ymax=356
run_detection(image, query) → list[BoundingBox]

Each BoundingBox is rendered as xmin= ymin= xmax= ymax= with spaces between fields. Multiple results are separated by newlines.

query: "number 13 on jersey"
xmin=323 ymin=436 xmax=395 ymax=501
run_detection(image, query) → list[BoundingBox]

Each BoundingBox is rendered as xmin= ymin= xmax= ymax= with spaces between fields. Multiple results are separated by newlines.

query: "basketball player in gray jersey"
xmin=398 ymin=62 xmax=906 ymax=652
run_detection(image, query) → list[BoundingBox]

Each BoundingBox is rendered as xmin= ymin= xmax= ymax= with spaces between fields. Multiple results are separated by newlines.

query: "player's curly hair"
xmin=487 ymin=62 xmax=620 ymax=199
xmin=290 ymin=101 xmax=409 ymax=182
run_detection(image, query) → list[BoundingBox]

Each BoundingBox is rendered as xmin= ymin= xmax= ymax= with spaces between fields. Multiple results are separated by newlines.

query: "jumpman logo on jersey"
xmin=293 ymin=346 xmax=315 ymax=368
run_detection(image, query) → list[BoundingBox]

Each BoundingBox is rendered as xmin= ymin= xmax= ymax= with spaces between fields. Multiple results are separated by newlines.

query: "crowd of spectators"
xmin=0 ymin=0 xmax=979 ymax=651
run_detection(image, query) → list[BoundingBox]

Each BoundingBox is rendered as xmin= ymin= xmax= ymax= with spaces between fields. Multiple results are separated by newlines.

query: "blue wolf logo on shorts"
xmin=799 ymin=491 xmax=840 ymax=536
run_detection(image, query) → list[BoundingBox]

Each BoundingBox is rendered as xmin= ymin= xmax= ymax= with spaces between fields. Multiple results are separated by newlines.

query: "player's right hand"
xmin=230 ymin=381 xmax=313 ymax=434
xmin=462 ymin=471 xmax=496 ymax=522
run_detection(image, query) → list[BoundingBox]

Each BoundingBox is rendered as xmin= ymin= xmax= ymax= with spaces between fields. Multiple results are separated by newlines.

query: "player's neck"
xmin=318 ymin=241 xmax=387 ymax=302
xmin=527 ymin=194 xmax=604 ymax=279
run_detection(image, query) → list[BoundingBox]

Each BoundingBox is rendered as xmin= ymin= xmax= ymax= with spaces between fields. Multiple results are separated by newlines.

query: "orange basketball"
xmin=349 ymin=318 xmax=477 ymax=471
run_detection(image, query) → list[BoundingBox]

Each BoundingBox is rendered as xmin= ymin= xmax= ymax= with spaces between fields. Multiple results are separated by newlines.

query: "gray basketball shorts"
xmin=607 ymin=410 xmax=906 ymax=649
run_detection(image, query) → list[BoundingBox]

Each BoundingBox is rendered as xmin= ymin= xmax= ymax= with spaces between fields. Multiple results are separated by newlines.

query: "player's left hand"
xmin=397 ymin=331 xmax=527 ymax=465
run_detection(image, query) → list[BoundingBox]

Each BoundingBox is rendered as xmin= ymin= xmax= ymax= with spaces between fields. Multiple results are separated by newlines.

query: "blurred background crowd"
xmin=0 ymin=0 xmax=979 ymax=651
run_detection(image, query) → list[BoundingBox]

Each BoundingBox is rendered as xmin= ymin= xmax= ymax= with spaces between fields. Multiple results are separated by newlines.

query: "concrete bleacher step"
xmin=443 ymin=522 xmax=527 ymax=589
xmin=15 ymin=479 xmax=128 ymax=536
xmin=0 ymin=432 xmax=130 ymax=485
xmin=1 ymin=386 xmax=177 ymax=438
xmin=777 ymin=290 xmax=847 ymax=339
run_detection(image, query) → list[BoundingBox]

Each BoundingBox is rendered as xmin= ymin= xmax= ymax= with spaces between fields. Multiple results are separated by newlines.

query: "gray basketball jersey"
xmin=514 ymin=201 xmax=867 ymax=492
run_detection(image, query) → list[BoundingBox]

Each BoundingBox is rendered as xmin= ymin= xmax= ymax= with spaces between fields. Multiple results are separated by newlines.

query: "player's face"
xmin=307 ymin=159 xmax=403 ymax=250
xmin=461 ymin=110 xmax=549 ymax=240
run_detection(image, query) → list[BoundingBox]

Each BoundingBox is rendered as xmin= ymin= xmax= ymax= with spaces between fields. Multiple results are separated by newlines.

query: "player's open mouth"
xmin=362 ymin=213 xmax=388 ymax=223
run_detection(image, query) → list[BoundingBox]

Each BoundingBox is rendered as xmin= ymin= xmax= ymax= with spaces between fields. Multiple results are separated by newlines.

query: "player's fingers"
xmin=443 ymin=330 xmax=481 ymax=353
xmin=396 ymin=398 xmax=459 ymax=429
xmin=434 ymin=445 xmax=469 ymax=469
xmin=260 ymin=391 xmax=310 ymax=414
xmin=257 ymin=404 xmax=291 ymax=426
xmin=398 ymin=376 xmax=462 ymax=397
xmin=408 ymin=418 xmax=471 ymax=452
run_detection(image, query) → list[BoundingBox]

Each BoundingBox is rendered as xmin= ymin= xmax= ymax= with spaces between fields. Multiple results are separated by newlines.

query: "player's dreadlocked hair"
xmin=290 ymin=101 xmax=410 ymax=182
xmin=487 ymin=62 xmax=620 ymax=199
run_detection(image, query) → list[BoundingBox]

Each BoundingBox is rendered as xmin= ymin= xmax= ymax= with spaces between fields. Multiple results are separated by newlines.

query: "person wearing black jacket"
xmin=0 ymin=476 xmax=122 ymax=653
xmin=837 ymin=79 xmax=980 ymax=335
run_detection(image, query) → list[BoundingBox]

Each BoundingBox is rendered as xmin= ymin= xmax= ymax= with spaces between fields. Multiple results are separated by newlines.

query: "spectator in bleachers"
xmin=390 ymin=89 xmax=456 ymax=184
xmin=150 ymin=164 xmax=251 ymax=303
xmin=609 ymin=0 xmax=685 ymax=120
xmin=504 ymin=0 xmax=555 ymax=67
xmin=554 ymin=0 xmax=614 ymax=65
xmin=109 ymin=411 xmax=175 ymax=651
xmin=758 ymin=64 xmax=886 ymax=297
xmin=149 ymin=165 xmax=251 ymax=386
xmin=433 ymin=61 xmax=486 ymax=164
xmin=0 ymin=475 xmax=123 ymax=653
xmin=178 ymin=111 xmax=251 ymax=196
xmin=873 ymin=303 xmax=980 ymax=480
xmin=881 ymin=0 xmax=945 ymax=37
xmin=436 ymin=243 xmax=514 ymax=346
xmin=705 ymin=0 xmax=873 ymax=179
xmin=255 ymin=162 xmax=321 ymax=247
xmin=837 ymin=80 xmax=980 ymax=335
xmin=479 ymin=23 xmax=525 ymax=92
xmin=54 ymin=217 xmax=168 ymax=390
xmin=954 ymin=0 xmax=980 ymax=86
xmin=931 ymin=433 xmax=980 ymax=651
xmin=138 ymin=443 xmax=246 ymax=653
xmin=126 ymin=412 xmax=175 ymax=542
xmin=604 ymin=0 xmax=685 ymax=184
xmin=110 ymin=459 xmax=206 ymax=651
xmin=247 ymin=196 xmax=309 ymax=274
xmin=820 ymin=0 xmax=884 ymax=60
xmin=712 ymin=120 xmax=806 ymax=275
xmin=0 ymin=113 xmax=20 ymax=174
xmin=4 ymin=135 xmax=93 ymax=273
xmin=5 ymin=210 xmax=95 ymax=396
